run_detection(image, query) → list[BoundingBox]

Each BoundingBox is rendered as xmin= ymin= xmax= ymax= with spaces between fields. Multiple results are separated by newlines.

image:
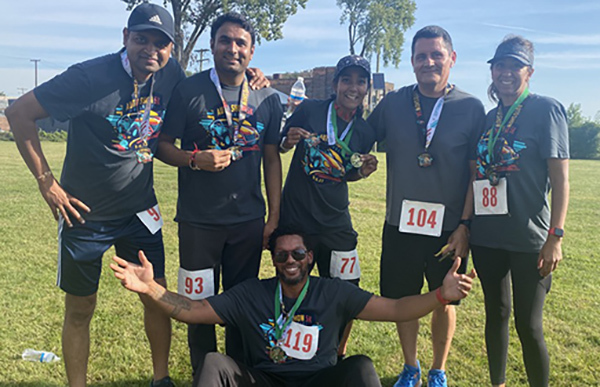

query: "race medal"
xmin=230 ymin=146 xmax=243 ymax=161
xmin=330 ymin=249 xmax=361 ymax=280
xmin=269 ymin=346 xmax=286 ymax=363
xmin=417 ymin=152 xmax=433 ymax=168
xmin=350 ymin=153 xmax=363 ymax=168
xmin=486 ymin=169 xmax=500 ymax=186
xmin=136 ymin=147 xmax=153 ymax=164
xmin=306 ymin=134 xmax=321 ymax=148
xmin=473 ymin=178 xmax=509 ymax=215
xmin=399 ymin=200 xmax=445 ymax=237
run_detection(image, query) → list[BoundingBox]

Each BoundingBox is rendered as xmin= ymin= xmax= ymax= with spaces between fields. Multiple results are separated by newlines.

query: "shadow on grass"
xmin=0 ymin=380 xmax=190 ymax=387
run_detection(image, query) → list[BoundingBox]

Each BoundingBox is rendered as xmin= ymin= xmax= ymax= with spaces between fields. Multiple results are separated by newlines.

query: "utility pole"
xmin=30 ymin=59 xmax=41 ymax=88
xmin=17 ymin=87 xmax=27 ymax=95
xmin=194 ymin=49 xmax=210 ymax=73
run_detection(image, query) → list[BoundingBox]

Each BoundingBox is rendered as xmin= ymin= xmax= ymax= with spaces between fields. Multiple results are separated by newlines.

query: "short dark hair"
xmin=487 ymin=35 xmax=535 ymax=103
xmin=411 ymin=25 xmax=453 ymax=56
xmin=211 ymin=11 xmax=256 ymax=45
xmin=267 ymin=227 xmax=312 ymax=255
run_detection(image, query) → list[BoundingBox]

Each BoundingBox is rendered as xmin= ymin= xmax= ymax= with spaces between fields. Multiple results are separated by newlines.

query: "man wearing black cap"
xmin=367 ymin=26 xmax=485 ymax=387
xmin=278 ymin=54 xmax=378 ymax=359
xmin=6 ymin=3 xmax=184 ymax=387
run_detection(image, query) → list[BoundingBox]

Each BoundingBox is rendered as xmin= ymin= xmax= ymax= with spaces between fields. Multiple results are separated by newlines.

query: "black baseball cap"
xmin=334 ymin=55 xmax=371 ymax=80
xmin=128 ymin=3 xmax=175 ymax=43
xmin=487 ymin=39 xmax=533 ymax=66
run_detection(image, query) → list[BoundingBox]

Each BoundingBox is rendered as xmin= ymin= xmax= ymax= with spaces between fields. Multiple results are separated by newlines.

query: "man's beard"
xmin=277 ymin=265 xmax=308 ymax=286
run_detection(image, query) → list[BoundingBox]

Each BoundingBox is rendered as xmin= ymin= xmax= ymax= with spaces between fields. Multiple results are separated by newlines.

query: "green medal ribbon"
xmin=273 ymin=277 xmax=310 ymax=343
xmin=328 ymin=102 xmax=355 ymax=157
xmin=487 ymin=88 xmax=529 ymax=163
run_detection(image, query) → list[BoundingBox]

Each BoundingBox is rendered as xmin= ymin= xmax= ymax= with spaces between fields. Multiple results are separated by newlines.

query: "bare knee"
xmin=64 ymin=293 xmax=96 ymax=327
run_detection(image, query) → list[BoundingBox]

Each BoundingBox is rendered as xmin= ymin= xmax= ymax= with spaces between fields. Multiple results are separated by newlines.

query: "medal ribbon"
xmin=413 ymin=84 xmax=453 ymax=151
xmin=326 ymin=101 xmax=355 ymax=156
xmin=209 ymin=68 xmax=250 ymax=147
xmin=273 ymin=277 xmax=310 ymax=344
xmin=120 ymin=50 xmax=155 ymax=143
xmin=486 ymin=88 xmax=529 ymax=163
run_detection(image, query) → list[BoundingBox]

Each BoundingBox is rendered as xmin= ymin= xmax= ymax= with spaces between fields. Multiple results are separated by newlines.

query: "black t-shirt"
xmin=161 ymin=70 xmax=283 ymax=226
xmin=280 ymin=99 xmax=376 ymax=234
xmin=34 ymin=51 xmax=185 ymax=221
xmin=208 ymin=276 xmax=373 ymax=381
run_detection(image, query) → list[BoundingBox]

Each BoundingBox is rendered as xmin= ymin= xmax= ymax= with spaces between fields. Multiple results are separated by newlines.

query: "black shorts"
xmin=380 ymin=222 xmax=467 ymax=305
xmin=308 ymin=230 xmax=360 ymax=286
xmin=57 ymin=215 xmax=165 ymax=297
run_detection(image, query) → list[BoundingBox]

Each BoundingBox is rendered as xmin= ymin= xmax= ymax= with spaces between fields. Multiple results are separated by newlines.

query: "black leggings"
xmin=195 ymin=352 xmax=381 ymax=387
xmin=471 ymin=245 xmax=552 ymax=387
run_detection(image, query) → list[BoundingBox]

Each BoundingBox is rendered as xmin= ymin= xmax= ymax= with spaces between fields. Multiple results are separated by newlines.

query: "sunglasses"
xmin=274 ymin=249 xmax=308 ymax=263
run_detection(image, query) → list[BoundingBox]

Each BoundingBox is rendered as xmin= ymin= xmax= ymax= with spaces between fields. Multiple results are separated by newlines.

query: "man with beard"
xmin=110 ymin=227 xmax=477 ymax=387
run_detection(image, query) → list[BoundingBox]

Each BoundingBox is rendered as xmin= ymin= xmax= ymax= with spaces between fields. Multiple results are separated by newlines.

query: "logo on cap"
xmin=149 ymin=15 xmax=162 ymax=25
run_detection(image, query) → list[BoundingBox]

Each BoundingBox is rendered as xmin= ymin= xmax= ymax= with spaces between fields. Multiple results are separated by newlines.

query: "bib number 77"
xmin=399 ymin=200 xmax=445 ymax=237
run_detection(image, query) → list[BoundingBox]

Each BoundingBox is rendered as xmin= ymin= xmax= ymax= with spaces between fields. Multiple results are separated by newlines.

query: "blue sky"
xmin=2 ymin=0 xmax=599 ymax=117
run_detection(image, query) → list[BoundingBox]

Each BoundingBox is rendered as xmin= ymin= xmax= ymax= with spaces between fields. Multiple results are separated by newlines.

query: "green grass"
xmin=1 ymin=141 xmax=599 ymax=386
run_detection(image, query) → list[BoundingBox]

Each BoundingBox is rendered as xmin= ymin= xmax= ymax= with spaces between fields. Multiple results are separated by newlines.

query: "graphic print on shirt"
xmin=259 ymin=313 xmax=323 ymax=363
xmin=200 ymin=104 xmax=263 ymax=155
xmin=476 ymin=123 xmax=527 ymax=179
xmin=302 ymin=135 xmax=352 ymax=184
xmin=107 ymin=95 xmax=165 ymax=163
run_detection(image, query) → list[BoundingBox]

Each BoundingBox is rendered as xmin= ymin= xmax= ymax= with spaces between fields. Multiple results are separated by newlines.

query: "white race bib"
xmin=136 ymin=204 xmax=163 ymax=235
xmin=279 ymin=321 xmax=319 ymax=360
xmin=329 ymin=249 xmax=361 ymax=280
xmin=177 ymin=267 xmax=215 ymax=300
xmin=399 ymin=200 xmax=445 ymax=237
xmin=474 ymin=178 xmax=508 ymax=215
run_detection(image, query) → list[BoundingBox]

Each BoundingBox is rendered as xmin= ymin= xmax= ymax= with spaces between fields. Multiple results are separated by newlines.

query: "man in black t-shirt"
xmin=111 ymin=227 xmax=476 ymax=387
xmin=157 ymin=12 xmax=283 ymax=374
xmin=7 ymin=4 xmax=184 ymax=387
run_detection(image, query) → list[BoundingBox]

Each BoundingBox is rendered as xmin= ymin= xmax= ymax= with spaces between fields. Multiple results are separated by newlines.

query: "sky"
xmin=2 ymin=0 xmax=599 ymax=117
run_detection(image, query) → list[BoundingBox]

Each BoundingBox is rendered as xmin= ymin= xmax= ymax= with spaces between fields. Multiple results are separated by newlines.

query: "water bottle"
xmin=22 ymin=349 xmax=61 ymax=363
xmin=286 ymin=77 xmax=306 ymax=116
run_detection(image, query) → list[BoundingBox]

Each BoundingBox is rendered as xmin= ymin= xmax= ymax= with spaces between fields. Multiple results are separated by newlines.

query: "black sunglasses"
xmin=274 ymin=249 xmax=307 ymax=263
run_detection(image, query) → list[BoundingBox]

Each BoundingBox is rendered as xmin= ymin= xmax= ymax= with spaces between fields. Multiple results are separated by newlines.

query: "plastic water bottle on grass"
xmin=286 ymin=77 xmax=306 ymax=117
xmin=22 ymin=348 xmax=60 ymax=363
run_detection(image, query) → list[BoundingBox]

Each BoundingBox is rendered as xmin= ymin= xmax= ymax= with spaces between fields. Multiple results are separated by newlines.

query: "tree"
xmin=337 ymin=0 xmax=415 ymax=69
xmin=122 ymin=0 xmax=308 ymax=70
xmin=566 ymin=102 xmax=588 ymax=127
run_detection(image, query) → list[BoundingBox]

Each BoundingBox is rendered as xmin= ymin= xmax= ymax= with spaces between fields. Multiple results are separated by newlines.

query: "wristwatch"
xmin=458 ymin=219 xmax=471 ymax=230
xmin=548 ymin=227 xmax=564 ymax=238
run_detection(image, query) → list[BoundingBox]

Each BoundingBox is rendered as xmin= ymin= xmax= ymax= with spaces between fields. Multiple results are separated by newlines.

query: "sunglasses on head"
xmin=274 ymin=249 xmax=307 ymax=263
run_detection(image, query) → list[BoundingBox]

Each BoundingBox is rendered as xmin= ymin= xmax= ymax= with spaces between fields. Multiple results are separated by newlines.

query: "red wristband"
xmin=436 ymin=287 xmax=450 ymax=305
xmin=189 ymin=149 xmax=201 ymax=170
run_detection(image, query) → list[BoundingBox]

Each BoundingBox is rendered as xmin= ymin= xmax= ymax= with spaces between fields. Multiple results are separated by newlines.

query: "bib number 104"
xmin=399 ymin=200 xmax=445 ymax=237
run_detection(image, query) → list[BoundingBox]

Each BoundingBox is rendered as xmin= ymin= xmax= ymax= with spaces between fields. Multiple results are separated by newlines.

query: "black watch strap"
xmin=459 ymin=219 xmax=472 ymax=229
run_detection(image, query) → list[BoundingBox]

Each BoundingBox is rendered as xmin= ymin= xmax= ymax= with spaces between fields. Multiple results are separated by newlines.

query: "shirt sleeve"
xmin=468 ymin=99 xmax=487 ymax=161
xmin=33 ymin=64 xmax=93 ymax=122
xmin=206 ymin=279 xmax=257 ymax=328
xmin=337 ymin=280 xmax=373 ymax=320
xmin=367 ymin=98 xmax=387 ymax=142
xmin=540 ymin=99 xmax=570 ymax=159
xmin=263 ymin=93 xmax=284 ymax=145
xmin=280 ymin=99 xmax=308 ymax=139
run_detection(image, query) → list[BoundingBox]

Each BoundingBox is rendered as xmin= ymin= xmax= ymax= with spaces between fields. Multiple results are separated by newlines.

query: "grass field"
xmin=0 ymin=141 xmax=599 ymax=386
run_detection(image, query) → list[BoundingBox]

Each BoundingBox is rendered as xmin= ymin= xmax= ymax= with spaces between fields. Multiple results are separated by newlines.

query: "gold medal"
xmin=269 ymin=346 xmax=286 ymax=363
xmin=230 ymin=146 xmax=242 ymax=161
xmin=350 ymin=153 xmax=363 ymax=168
xmin=417 ymin=152 xmax=433 ymax=168
xmin=487 ymin=169 xmax=500 ymax=186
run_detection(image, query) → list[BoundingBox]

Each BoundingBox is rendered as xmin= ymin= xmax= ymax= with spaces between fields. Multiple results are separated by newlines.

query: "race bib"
xmin=329 ymin=249 xmax=361 ymax=280
xmin=399 ymin=200 xmax=445 ymax=237
xmin=279 ymin=321 xmax=319 ymax=360
xmin=474 ymin=179 xmax=508 ymax=215
xmin=177 ymin=268 xmax=215 ymax=300
xmin=136 ymin=204 xmax=163 ymax=235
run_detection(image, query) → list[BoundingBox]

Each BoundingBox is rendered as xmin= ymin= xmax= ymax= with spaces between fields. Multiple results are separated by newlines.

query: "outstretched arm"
xmin=6 ymin=91 xmax=90 ymax=226
xmin=110 ymin=251 xmax=224 ymax=325
xmin=357 ymin=257 xmax=476 ymax=322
